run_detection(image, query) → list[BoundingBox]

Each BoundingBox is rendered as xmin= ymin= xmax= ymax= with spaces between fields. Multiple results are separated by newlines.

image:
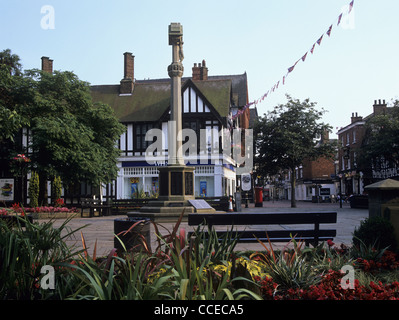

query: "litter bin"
xmin=255 ymin=187 xmax=263 ymax=207
xmin=114 ymin=217 xmax=151 ymax=252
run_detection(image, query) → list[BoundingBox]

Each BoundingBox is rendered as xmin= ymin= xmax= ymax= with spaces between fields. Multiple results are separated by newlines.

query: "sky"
xmin=1 ymin=0 xmax=398 ymax=136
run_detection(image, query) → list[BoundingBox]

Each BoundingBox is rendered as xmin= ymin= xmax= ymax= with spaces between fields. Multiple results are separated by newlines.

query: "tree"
xmin=0 ymin=49 xmax=126 ymax=204
xmin=28 ymin=171 xmax=39 ymax=208
xmin=0 ymin=49 xmax=30 ymax=143
xmin=358 ymin=101 xmax=399 ymax=176
xmin=0 ymin=49 xmax=22 ymax=76
xmin=254 ymin=95 xmax=336 ymax=207
xmin=26 ymin=69 xmax=126 ymax=203
xmin=52 ymin=176 xmax=62 ymax=205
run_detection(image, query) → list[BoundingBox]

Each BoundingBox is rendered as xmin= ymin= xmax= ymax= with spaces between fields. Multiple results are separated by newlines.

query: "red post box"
xmin=255 ymin=187 xmax=263 ymax=207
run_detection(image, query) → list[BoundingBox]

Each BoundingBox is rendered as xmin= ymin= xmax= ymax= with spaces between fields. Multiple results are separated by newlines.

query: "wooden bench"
xmin=188 ymin=211 xmax=337 ymax=247
xmin=80 ymin=198 xmax=111 ymax=218
xmin=111 ymin=199 xmax=150 ymax=215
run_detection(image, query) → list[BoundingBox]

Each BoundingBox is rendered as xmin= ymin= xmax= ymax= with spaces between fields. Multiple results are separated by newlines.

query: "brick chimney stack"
xmin=351 ymin=112 xmax=363 ymax=123
xmin=120 ymin=52 xmax=134 ymax=94
xmin=192 ymin=63 xmax=200 ymax=80
xmin=192 ymin=59 xmax=208 ymax=81
xmin=373 ymin=99 xmax=387 ymax=115
xmin=41 ymin=56 xmax=53 ymax=73
xmin=200 ymin=60 xmax=208 ymax=80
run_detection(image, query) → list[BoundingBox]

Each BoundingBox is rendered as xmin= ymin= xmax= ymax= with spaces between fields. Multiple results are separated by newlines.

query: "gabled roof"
xmin=207 ymin=73 xmax=248 ymax=107
xmin=91 ymin=80 xmax=170 ymax=122
xmin=191 ymin=79 xmax=231 ymax=117
xmin=90 ymin=73 xmax=247 ymax=123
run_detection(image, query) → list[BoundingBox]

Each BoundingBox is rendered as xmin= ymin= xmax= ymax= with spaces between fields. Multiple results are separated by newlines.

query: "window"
xmin=353 ymin=130 xmax=356 ymax=143
xmin=353 ymin=152 xmax=357 ymax=167
xmin=346 ymin=133 xmax=350 ymax=145
xmin=135 ymin=123 xmax=154 ymax=152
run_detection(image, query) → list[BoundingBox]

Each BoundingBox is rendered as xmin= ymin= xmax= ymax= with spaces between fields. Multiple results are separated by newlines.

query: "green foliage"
xmin=0 ymin=50 xmax=30 ymax=143
xmin=0 ymin=49 xmax=126 ymax=187
xmin=254 ymin=95 xmax=335 ymax=175
xmin=358 ymin=102 xmax=399 ymax=174
xmin=52 ymin=176 xmax=62 ymax=204
xmin=254 ymin=95 xmax=336 ymax=206
xmin=353 ymin=216 xmax=397 ymax=251
xmin=3 ymin=213 xmax=399 ymax=301
xmin=58 ymin=212 xmax=261 ymax=301
xmin=0 ymin=49 xmax=22 ymax=76
xmin=0 ymin=215 xmax=84 ymax=299
xmin=26 ymin=70 xmax=126 ymax=186
xmin=28 ymin=171 xmax=39 ymax=208
xmin=255 ymin=237 xmax=322 ymax=291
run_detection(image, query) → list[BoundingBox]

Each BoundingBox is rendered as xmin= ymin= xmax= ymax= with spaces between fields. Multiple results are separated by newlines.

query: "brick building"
xmin=1 ymin=53 xmax=251 ymax=205
xmin=90 ymin=53 xmax=251 ymax=199
xmin=336 ymin=99 xmax=397 ymax=196
xmin=289 ymin=132 xmax=337 ymax=202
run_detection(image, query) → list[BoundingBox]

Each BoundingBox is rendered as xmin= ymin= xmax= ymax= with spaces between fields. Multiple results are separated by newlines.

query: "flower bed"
xmin=250 ymin=241 xmax=399 ymax=300
xmin=0 ymin=202 xmax=78 ymax=219
xmin=256 ymin=269 xmax=399 ymax=300
xmin=2 ymin=210 xmax=399 ymax=300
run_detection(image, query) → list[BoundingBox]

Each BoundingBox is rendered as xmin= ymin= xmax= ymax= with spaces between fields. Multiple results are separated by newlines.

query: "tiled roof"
xmin=90 ymin=73 xmax=247 ymax=122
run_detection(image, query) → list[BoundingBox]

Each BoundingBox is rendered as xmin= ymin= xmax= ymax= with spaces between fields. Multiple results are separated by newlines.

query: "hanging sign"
xmin=241 ymin=174 xmax=252 ymax=191
xmin=0 ymin=179 xmax=14 ymax=201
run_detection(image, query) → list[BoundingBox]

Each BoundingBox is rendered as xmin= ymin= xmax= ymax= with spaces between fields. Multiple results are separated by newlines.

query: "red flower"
xmin=327 ymin=239 xmax=335 ymax=247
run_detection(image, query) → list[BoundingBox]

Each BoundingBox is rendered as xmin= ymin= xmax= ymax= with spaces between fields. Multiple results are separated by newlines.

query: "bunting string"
xmin=232 ymin=0 xmax=354 ymax=120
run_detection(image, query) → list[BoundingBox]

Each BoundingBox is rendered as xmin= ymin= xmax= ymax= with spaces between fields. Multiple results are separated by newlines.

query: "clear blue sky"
xmin=1 ymin=0 xmax=398 ymax=135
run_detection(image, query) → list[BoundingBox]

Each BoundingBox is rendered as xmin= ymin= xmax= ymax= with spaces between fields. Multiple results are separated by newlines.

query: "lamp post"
xmin=338 ymin=173 xmax=343 ymax=208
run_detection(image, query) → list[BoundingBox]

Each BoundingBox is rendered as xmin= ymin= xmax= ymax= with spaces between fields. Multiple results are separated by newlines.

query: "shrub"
xmin=0 ymin=216 xmax=83 ymax=299
xmin=28 ymin=172 xmax=39 ymax=208
xmin=353 ymin=216 xmax=397 ymax=251
xmin=52 ymin=176 xmax=62 ymax=205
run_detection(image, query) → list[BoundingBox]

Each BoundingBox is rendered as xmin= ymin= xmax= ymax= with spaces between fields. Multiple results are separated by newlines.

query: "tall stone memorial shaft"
xmin=156 ymin=22 xmax=195 ymax=204
xmin=140 ymin=23 xmax=212 ymax=220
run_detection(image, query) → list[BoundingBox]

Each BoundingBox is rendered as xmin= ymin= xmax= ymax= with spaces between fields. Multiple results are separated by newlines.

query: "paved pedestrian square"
xmin=44 ymin=200 xmax=368 ymax=257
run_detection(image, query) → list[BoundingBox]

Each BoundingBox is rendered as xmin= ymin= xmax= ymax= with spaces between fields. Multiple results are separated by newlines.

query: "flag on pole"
xmin=301 ymin=52 xmax=308 ymax=62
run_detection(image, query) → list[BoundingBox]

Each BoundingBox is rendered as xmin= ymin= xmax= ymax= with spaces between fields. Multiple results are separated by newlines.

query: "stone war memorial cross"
xmin=139 ymin=23 xmax=215 ymax=220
